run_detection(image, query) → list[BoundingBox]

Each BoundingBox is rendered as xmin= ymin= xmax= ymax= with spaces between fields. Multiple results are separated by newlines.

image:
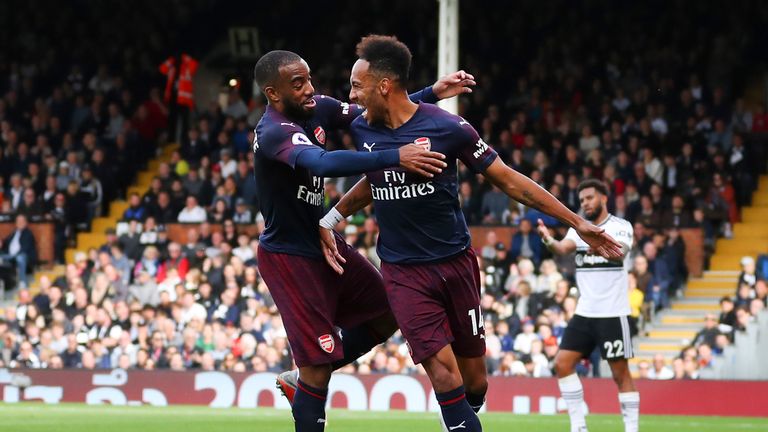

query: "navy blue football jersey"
xmin=253 ymin=90 xmax=436 ymax=258
xmin=350 ymin=103 xmax=498 ymax=264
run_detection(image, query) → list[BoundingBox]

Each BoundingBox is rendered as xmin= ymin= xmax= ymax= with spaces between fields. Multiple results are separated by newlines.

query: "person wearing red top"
xmin=157 ymin=242 xmax=189 ymax=283
xmin=751 ymin=104 xmax=768 ymax=132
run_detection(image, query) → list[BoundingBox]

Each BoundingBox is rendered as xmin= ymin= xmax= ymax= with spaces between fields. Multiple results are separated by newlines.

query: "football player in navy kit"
xmin=252 ymin=49 xmax=474 ymax=431
xmin=319 ymin=35 xmax=623 ymax=432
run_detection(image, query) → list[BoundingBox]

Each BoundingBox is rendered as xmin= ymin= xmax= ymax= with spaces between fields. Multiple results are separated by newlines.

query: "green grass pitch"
xmin=1 ymin=404 xmax=766 ymax=432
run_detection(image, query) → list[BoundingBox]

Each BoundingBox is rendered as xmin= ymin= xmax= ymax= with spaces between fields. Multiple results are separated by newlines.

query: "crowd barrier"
xmin=1 ymin=369 xmax=765 ymax=417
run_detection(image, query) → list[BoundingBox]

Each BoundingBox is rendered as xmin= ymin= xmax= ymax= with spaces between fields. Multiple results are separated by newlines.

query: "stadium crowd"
xmin=0 ymin=1 xmax=766 ymax=380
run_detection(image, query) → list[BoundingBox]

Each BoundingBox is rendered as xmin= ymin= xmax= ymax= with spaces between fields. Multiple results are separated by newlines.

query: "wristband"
xmin=319 ymin=207 xmax=345 ymax=229
xmin=542 ymin=236 xmax=555 ymax=247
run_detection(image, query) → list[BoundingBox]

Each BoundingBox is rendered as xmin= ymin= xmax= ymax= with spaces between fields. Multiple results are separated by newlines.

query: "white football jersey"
xmin=564 ymin=214 xmax=633 ymax=317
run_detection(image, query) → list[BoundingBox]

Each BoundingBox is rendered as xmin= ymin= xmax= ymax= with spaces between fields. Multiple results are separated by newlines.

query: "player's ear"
xmin=379 ymin=78 xmax=390 ymax=96
xmin=263 ymin=86 xmax=279 ymax=104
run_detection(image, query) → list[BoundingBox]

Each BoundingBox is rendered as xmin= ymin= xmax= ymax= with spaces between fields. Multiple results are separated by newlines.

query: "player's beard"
xmin=584 ymin=203 xmax=604 ymax=222
xmin=283 ymin=98 xmax=314 ymax=121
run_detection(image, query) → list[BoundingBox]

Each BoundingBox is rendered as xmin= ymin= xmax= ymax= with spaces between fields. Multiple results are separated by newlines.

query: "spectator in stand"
xmin=0 ymin=214 xmax=37 ymax=288
xmin=150 ymin=191 xmax=176 ymax=225
xmin=647 ymin=354 xmax=674 ymax=380
xmin=232 ymin=198 xmax=253 ymax=224
xmin=18 ymin=189 xmax=44 ymax=221
xmin=693 ymin=314 xmax=721 ymax=347
xmin=177 ymin=196 xmax=207 ymax=223
xmin=718 ymin=296 xmax=737 ymax=328
xmin=662 ymin=195 xmax=694 ymax=228
xmin=158 ymin=242 xmax=189 ymax=283
xmin=481 ymin=184 xmax=510 ymax=224
xmin=643 ymin=242 xmax=672 ymax=311
xmin=123 ymin=192 xmax=147 ymax=222
xmin=737 ymin=256 xmax=757 ymax=291
xmin=509 ymin=219 xmax=542 ymax=267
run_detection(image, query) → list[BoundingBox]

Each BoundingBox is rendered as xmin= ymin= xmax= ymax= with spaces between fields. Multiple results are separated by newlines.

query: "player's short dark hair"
xmin=577 ymin=179 xmax=608 ymax=196
xmin=253 ymin=50 xmax=303 ymax=90
xmin=355 ymin=35 xmax=411 ymax=83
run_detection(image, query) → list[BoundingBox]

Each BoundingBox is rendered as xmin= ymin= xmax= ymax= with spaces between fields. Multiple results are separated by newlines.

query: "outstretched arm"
xmin=482 ymin=158 xmax=623 ymax=259
xmin=295 ymin=144 xmax=445 ymax=178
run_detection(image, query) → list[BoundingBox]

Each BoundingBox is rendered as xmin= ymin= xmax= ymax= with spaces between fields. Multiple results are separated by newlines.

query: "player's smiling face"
xmin=349 ymin=59 xmax=385 ymax=123
xmin=579 ymin=187 xmax=607 ymax=222
xmin=275 ymin=60 xmax=315 ymax=120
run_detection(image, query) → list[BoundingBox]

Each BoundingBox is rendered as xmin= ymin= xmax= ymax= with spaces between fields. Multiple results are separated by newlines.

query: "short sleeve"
xmin=612 ymin=220 xmax=633 ymax=246
xmin=254 ymin=122 xmax=315 ymax=168
xmin=455 ymin=119 xmax=498 ymax=173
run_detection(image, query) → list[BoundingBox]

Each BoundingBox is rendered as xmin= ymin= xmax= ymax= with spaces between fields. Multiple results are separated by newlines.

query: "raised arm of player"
xmin=482 ymin=159 xmax=623 ymax=260
xmin=317 ymin=177 xmax=374 ymax=274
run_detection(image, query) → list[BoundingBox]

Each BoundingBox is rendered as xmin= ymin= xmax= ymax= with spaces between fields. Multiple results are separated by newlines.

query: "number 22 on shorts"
xmin=604 ymin=340 xmax=624 ymax=358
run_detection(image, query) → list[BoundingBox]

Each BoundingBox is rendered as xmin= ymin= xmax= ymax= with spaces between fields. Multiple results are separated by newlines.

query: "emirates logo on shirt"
xmin=314 ymin=126 xmax=326 ymax=145
xmin=318 ymin=334 xmax=335 ymax=353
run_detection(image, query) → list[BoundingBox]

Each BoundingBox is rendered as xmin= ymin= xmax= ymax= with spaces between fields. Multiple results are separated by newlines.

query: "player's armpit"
xmin=336 ymin=177 xmax=373 ymax=217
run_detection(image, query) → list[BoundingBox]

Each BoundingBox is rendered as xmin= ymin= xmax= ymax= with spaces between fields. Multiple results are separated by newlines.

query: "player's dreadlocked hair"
xmin=253 ymin=50 xmax=303 ymax=91
xmin=355 ymin=35 xmax=412 ymax=84
xmin=577 ymin=178 xmax=609 ymax=196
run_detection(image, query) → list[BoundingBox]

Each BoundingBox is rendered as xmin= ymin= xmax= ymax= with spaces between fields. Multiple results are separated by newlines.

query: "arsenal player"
xmin=320 ymin=35 xmax=623 ymax=432
xmin=252 ymin=49 xmax=473 ymax=431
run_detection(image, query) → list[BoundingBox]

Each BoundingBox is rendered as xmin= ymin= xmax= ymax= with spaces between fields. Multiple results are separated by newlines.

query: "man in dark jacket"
xmin=0 ymin=214 xmax=37 ymax=288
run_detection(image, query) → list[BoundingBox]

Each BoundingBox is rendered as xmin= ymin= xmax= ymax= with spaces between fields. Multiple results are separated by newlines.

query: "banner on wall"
xmin=0 ymin=369 xmax=765 ymax=417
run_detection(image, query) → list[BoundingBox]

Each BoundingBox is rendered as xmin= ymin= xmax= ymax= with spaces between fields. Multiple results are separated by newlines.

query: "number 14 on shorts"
xmin=468 ymin=306 xmax=485 ymax=337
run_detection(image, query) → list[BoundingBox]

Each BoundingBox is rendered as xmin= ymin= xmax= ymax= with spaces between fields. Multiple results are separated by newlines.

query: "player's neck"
xmin=593 ymin=212 xmax=610 ymax=225
xmin=383 ymin=93 xmax=418 ymax=129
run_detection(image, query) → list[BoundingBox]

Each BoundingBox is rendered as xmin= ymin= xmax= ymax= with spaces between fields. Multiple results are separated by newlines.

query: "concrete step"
xmin=715 ymin=238 xmax=768 ymax=255
xmin=637 ymin=342 xmax=684 ymax=354
xmin=741 ymin=207 xmax=768 ymax=223
xmin=687 ymin=279 xmax=737 ymax=289
xmin=709 ymin=254 xmax=746 ymax=271
xmin=671 ymin=303 xmax=719 ymax=312
xmin=147 ymin=160 xmax=161 ymax=173
xmin=660 ymin=315 xmax=706 ymax=325
xmin=646 ymin=322 xmax=702 ymax=331
xmin=137 ymin=171 xmax=155 ymax=186
xmin=733 ymin=223 xmax=768 ymax=238
xmin=702 ymin=270 xmax=740 ymax=278
xmin=686 ymin=289 xmax=733 ymax=298
xmin=91 ymin=217 xmax=116 ymax=234
xmin=753 ymin=194 xmax=768 ymax=206
xmin=646 ymin=329 xmax=697 ymax=340
xmin=759 ymin=176 xmax=768 ymax=190
xmin=109 ymin=201 xmax=129 ymax=218
xmin=127 ymin=185 xmax=149 ymax=199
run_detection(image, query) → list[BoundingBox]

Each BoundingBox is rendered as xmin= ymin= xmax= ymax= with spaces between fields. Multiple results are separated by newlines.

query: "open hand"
xmin=398 ymin=143 xmax=447 ymax=177
xmin=319 ymin=227 xmax=346 ymax=275
xmin=432 ymin=70 xmax=476 ymax=99
xmin=575 ymin=220 xmax=624 ymax=260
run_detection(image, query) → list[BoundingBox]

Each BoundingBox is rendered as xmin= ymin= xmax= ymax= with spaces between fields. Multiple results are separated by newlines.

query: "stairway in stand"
xmin=29 ymin=143 xmax=180 ymax=293
xmin=634 ymin=174 xmax=768 ymax=365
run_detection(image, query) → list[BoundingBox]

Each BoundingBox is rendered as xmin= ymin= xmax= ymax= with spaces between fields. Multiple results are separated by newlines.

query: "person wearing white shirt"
xmin=177 ymin=196 xmax=207 ymax=223
xmin=219 ymin=149 xmax=237 ymax=178
xmin=647 ymin=354 xmax=674 ymax=380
